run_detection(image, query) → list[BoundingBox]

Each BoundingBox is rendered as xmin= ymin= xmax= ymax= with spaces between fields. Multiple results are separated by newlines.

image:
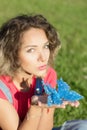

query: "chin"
xmin=35 ymin=71 xmax=47 ymax=78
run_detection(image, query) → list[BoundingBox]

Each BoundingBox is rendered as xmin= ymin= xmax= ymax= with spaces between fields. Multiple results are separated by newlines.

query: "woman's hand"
xmin=31 ymin=95 xmax=67 ymax=108
xmin=31 ymin=95 xmax=80 ymax=108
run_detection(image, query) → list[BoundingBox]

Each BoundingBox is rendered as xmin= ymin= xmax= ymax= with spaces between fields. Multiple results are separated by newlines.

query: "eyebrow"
xmin=24 ymin=41 xmax=49 ymax=48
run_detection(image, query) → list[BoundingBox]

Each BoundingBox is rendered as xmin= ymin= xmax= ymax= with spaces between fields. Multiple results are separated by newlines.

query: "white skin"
xmin=19 ymin=28 xmax=50 ymax=78
xmin=0 ymin=28 xmax=79 ymax=130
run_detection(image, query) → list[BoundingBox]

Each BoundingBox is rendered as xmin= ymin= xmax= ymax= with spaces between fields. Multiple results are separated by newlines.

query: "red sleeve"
xmin=44 ymin=67 xmax=57 ymax=88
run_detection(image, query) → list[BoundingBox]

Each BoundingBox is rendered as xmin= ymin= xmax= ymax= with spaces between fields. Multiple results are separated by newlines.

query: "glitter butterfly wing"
xmin=57 ymin=78 xmax=84 ymax=102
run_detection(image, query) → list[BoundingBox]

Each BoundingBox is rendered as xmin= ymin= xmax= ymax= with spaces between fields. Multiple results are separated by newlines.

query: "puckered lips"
xmin=38 ymin=65 xmax=47 ymax=70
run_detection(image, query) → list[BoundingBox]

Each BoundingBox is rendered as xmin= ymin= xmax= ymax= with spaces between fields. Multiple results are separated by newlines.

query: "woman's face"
xmin=18 ymin=28 xmax=50 ymax=77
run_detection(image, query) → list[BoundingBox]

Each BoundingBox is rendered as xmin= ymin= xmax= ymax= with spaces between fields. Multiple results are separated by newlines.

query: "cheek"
xmin=45 ymin=50 xmax=50 ymax=59
xmin=23 ymin=56 xmax=36 ymax=65
xmin=19 ymin=53 xmax=35 ymax=66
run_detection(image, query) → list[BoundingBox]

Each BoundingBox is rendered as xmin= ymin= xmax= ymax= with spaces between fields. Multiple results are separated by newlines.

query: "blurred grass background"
xmin=0 ymin=0 xmax=87 ymax=127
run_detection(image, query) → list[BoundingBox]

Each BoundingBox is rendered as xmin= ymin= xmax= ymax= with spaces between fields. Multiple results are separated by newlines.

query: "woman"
xmin=0 ymin=14 xmax=86 ymax=130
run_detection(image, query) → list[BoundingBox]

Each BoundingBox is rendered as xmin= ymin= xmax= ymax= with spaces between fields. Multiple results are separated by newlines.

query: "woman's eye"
xmin=27 ymin=48 xmax=35 ymax=53
xmin=44 ymin=44 xmax=50 ymax=49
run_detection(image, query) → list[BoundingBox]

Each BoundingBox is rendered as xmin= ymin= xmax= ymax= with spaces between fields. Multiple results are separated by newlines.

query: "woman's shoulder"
xmin=0 ymin=75 xmax=15 ymax=104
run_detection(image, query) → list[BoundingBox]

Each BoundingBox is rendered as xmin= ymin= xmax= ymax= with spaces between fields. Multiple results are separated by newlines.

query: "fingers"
xmin=49 ymin=100 xmax=80 ymax=108
xmin=31 ymin=95 xmax=38 ymax=105
xmin=73 ymin=101 xmax=80 ymax=107
xmin=68 ymin=101 xmax=80 ymax=107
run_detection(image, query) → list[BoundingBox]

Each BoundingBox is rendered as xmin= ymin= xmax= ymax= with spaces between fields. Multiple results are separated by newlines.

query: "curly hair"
xmin=0 ymin=14 xmax=61 ymax=76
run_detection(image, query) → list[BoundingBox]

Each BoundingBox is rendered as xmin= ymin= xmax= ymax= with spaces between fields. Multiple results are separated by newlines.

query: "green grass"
xmin=0 ymin=0 xmax=87 ymax=127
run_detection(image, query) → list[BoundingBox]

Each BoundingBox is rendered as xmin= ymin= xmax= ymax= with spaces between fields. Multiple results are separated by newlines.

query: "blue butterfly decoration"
xmin=42 ymin=78 xmax=84 ymax=106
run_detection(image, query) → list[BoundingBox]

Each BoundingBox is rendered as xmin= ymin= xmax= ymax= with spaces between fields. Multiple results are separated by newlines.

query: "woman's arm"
xmin=0 ymin=99 xmax=19 ymax=130
xmin=0 ymin=99 xmax=54 ymax=130
xmin=19 ymin=105 xmax=55 ymax=130
xmin=38 ymin=108 xmax=55 ymax=130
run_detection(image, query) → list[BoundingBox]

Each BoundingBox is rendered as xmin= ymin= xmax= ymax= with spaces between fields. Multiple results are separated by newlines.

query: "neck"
xmin=13 ymin=70 xmax=33 ymax=91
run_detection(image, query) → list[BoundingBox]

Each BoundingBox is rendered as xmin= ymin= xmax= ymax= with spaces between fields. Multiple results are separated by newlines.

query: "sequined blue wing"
xmin=57 ymin=78 xmax=84 ymax=101
xmin=63 ymin=90 xmax=84 ymax=102
xmin=57 ymin=78 xmax=70 ymax=98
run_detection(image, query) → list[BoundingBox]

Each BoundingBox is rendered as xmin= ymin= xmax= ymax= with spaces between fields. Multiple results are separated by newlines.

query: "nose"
xmin=38 ymin=51 xmax=46 ymax=62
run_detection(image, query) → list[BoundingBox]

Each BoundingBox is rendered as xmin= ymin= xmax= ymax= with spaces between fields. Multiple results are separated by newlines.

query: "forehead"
xmin=21 ymin=28 xmax=48 ymax=46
